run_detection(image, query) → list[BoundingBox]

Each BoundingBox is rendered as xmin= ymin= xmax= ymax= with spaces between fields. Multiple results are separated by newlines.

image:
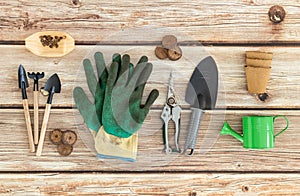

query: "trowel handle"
xmin=36 ymin=103 xmax=51 ymax=156
xmin=184 ymin=108 xmax=204 ymax=156
xmin=22 ymin=99 xmax=35 ymax=152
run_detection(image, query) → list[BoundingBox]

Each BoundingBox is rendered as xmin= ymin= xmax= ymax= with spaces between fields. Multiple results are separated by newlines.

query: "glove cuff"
xmin=94 ymin=126 xmax=138 ymax=161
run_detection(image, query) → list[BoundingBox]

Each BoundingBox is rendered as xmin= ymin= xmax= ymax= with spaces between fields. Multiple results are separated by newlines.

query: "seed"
xmin=39 ymin=34 xmax=65 ymax=48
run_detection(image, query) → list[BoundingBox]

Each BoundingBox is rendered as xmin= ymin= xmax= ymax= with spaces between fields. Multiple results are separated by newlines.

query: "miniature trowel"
xmin=28 ymin=72 xmax=44 ymax=144
xmin=18 ymin=65 xmax=35 ymax=152
xmin=183 ymin=56 xmax=218 ymax=156
xmin=36 ymin=73 xmax=61 ymax=156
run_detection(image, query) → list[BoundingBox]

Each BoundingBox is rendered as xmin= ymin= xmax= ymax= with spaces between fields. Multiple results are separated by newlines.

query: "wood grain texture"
xmin=2 ymin=0 xmax=300 ymax=193
xmin=0 ymin=108 xmax=299 ymax=172
xmin=2 ymin=45 xmax=300 ymax=108
xmin=0 ymin=173 xmax=299 ymax=195
xmin=1 ymin=0 xmax=300 ymax=43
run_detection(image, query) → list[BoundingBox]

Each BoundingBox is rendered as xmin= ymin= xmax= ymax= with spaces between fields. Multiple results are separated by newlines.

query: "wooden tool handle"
xmin=33 ymin=91 xmax=39 ymax=144
xmin=22 ymin=99 xmax=35 ymax=152
xmin=36 ymin=103 xmax=51 ymax=156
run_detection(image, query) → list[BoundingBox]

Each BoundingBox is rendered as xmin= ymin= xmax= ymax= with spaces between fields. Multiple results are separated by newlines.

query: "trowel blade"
xmin=18 ymin=65 xmax=29 ymax=89
xmin=44 ymin=73 xmax=61 ymax=93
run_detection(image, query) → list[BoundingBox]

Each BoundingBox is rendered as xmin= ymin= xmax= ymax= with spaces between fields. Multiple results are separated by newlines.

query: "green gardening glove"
xmin=73 ymin=52 xmax=123 ymax=132
xmin=74 ymin=52 xmax=133 ymax=161
xmin=94 ymin=54 xmax=159 ymax=161
xmin=73 ymin=52 xmax=108 ymax=132
xmin=74 ymin=52 xmax=158 ymax=161
xmin=102 ymin=54 xmax=159 ymax=138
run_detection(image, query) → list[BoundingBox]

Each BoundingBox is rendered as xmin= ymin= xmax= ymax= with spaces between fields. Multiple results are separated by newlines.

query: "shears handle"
xmin=172 ymin=105 xmax=181 ymax=153
xmin=161 ymin=105 xmax=172 ymax=154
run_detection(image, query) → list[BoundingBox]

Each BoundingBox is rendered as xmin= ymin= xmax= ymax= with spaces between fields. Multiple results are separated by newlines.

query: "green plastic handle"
xmin=274 ymin=115 xmax=289 ymax=138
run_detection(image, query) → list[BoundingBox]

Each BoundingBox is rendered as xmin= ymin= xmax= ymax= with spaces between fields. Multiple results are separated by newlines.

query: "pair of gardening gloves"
xmin=73 ymin=52 xmax=159 ymax=162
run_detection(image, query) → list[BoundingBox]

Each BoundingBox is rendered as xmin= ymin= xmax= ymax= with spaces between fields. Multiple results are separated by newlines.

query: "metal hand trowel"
xmin=36 ymin=73 xmax=61 ymax=156
xmin=184 ymin=56 xmax=218 ymax=156
xmin=18 ymin=65 xmax=35 ymax=152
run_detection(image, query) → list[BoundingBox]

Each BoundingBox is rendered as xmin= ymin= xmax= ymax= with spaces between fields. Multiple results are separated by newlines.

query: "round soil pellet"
xmin=155 ymin=46 xmax=169 ymax=59
xmin=162 ymin=35 xmax=177 ymax=49
xmin=57 ymin=143 xmax=73 ymax=156
xmin=62 ymin=130 xmax=77 ymax=145
xmin=167 ymin=46 xmax=182 ymax=61
xmin=49 ymin=129 xmax=63 ymax=145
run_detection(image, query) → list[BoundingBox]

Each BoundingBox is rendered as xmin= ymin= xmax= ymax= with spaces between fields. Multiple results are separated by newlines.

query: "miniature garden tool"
xmin=36 ymin=73 xmax=61 ymax=156
xmin=28 ymin=72 xmax=45 ymax=144
xmin=18 ymin=65 xmax=35 ymax=152
xmin=184 ymin=56 xmax=218 ymax=156
xmin=161 ymin=71 xmax=182 ymax=154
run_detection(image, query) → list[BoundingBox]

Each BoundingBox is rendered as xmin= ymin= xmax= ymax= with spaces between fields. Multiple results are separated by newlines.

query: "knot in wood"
xmin=258 ymin=93 xmax=269 ymax=102
xmin=242 ymin=185 xmax=249 ymax=192
xmin=189 ymin=192 xmax=197 ymax=196
xmin=71 ymin=0 xmax=82 ymax=7
xmin=268 ymin=5 xmax=286 ymax=24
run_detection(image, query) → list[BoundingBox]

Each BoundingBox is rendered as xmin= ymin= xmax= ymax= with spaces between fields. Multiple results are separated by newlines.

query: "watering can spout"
xmin=220 ymin=122 xmax=243 ymax=143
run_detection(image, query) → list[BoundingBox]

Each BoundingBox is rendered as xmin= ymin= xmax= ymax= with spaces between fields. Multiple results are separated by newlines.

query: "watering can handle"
xmin=274 ymin=115 xmax=289 ymax=138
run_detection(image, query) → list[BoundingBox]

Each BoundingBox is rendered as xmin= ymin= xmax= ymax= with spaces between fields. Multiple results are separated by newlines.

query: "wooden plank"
xmin=2 ymin=45 xmax=300 ymax=108
xmin=1 ymin=1 xmax=300 ymax=43
xmin=1 ymin=108 xmax=299 ymax=172
xmin=0 ymin=173 xmax=299 ymax=195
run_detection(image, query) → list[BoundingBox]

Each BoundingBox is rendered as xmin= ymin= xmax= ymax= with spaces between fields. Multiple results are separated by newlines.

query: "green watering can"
xmin=220 ymin=116 xmax=289 ymax=149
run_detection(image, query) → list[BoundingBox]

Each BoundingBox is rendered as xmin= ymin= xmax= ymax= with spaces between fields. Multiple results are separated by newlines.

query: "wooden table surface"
xmin=1 ymin=0 xmax=300 ymax=195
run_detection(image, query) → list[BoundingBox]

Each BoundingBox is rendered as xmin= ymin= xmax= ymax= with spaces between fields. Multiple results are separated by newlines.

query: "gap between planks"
xmin=3 ymin=41 xmax=300 ymax=47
